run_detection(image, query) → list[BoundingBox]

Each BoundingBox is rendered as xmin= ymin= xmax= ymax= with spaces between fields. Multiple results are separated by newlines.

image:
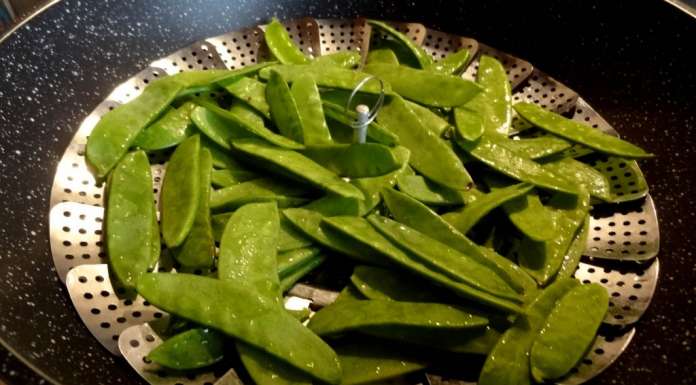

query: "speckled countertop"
xmin=0 ymin=1 xmax=694 ymax=384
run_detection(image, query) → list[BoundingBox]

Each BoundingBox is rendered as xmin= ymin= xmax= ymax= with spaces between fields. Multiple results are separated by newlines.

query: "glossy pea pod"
xmin=557 ymin=218 xmax=590 ymax=279
xmin=210 ymin=168 xmax=259 ymax=188
xmin=366 ymin=48 xmax=400 ymax=66
xmin=426 ymin=47 xmax=472 ymax=75
xmin=266 ymin=70 xmax=306 ymax=143
xmin=264 ymin=18 xmax=311 ymax=64
xmin=350 ymin=265 xmax=453 ymax=303
xmin=260 ymin=64 xmax=388 ymax=94
xmin=219 ymin=76 xmax=270 ymax=119
xmin=350 ymin=146 xmax=411 ymax=214
xmin=279 ymin=254 xmax=326 ymax=292
xmin=290 ymin=74 xmax=333 ymax=144
xmin=301 ymin=143 xmax=401 ymax=178
xmin=334 ymin=339 xmax=429 ymax=385
xmin=133 ymin=101 xmax=197 ymax=151
xmin=396 ymin=172 xmax=468 ymax=206
xmin=313 ymin=51 xmax=362 ymax=68
xmin=463 ymin=55 xmax=513 ymax=135
xmin=453 ymin=106 xmax=484 ymax=141
xmin=146 ymin=328 xmax=225 ymax=370
xmin=406 ymin=100 xmax=451 ymax=137
xmin=322 ymin=101 xmax=399 ymax=146
xmin=209 ymin=178 xmax=310 ymax=212
xmin=541 ymin=156 xmax=612 ymax=201
xmin=366 ymin=19 xmax=432 ymax=69
xmin=500 ymin=136 xmax=573 ymax=160
xmin=276 ymin=247 xmax=322 ymax=278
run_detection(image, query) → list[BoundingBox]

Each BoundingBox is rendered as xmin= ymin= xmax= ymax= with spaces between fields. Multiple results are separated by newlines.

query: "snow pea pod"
xmin=147 ymin=328 xmax=224 ymax=370
xmin=136 ymin=273 xmax=342 ymax=384
xmin=238 ymin=343 xmax=311 ymax=385
xmin=264 ymin=18 xmax=310 ymax=64
xmin=478 ymin=278 xmax=580 ymax=385
xmin=396 ymin=173 xmax=466 ymax=206
xmin=313 ymin=51 xmax=361 ymax=68
xmin=351 ymin=265 xmax=449 ymax=303
xmin=221 ymin=76 xmax=270 ymax=118
xmin=427 ymin=48 xmax=472 ymax=75
xmin=323 ymin=216 xmax=523 ymax=314
xmin=279 ymin=253 xmax=326 ymax=292
xmin=366 ymin=48 xmax=400 ymax=66
xmin=161 ymin=135 xmax=201 ymax=248
xmin=133 ymin=102 xmax=196 ymax=151
xmin=322 ymin=101 xmax=399 ymax=146
xmin=454 ymin=106 xmax=484 ymax=141
xmin=456 ymin=133 xmax=579 ymax=194
xmin=367 ymin=19 xmax=432 ymax=69
xmin=406 ymin=100 xmax=451 ymax=137
xmin=277 ymin=247 xmax=322 ymax=278
xmin=278 ymin=216 xmax=314 ymax=251
xmin=501 ymin=136 xmax=573 ymax=159
xmin=514 ymin=102 xmax=653 ymax=158
xmin=335 ymin=339 xmax=428 ymax=385
xmin=368 ymin=215 xmax=522 ymax=302
xmin=364 ymin=63 xmax=482 ymax=107
xmin=260 ymin=64 xmax=388 ymax=94
xmin=291 ymin=75 xmax=333 ymax=144
xmin=210 ymin=178 xmax=309 ymax=211
xmin=466 ymin=55 xmax=512 ymax=135
xmin=380 ymin=187 xmax=536 ymax=296
xmin=229 ymin=101 xmax=266 ymax=128
xmin=378 ymin=96 xmax=473 ymax=189
xmin=266 ymin=70 xmax=306 ymax=143
xmin=442 ymin=183 xmax=534 ymax=235
xmin=350 ymin=146 xmax=411 ymax=214
xmin=173 ymin=148 xmax=215 ymax=268
xmin=106 ymin=151 xmax=158 ymax=290
xmin=302 ymin=195 xmax=362 ymax=217
xmin=200 ymin=136 xmax=239 ymax=169
xmin=530 ymin=283 xmax=609 ymax=382
xmin=541 ymin=156 xmax=611 ymax=201
xmin=557 ymin=218 xmax=590 ymax=280
xmin=230 ymin=138 xmax=365 ymax=199
xmin=301 ymin=143 xmax=400 ymax=178
xmin=210 ymin=168 xmax=258 ymax=188
xmin=308 ymin=299 xmax=488 ymax=336
xmin=495 ymin=186 xmax=559 ymax=243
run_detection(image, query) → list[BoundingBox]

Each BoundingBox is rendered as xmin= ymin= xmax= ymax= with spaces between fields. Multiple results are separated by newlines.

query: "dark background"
xmin=0 ymin=1 xmax=694 ymax=384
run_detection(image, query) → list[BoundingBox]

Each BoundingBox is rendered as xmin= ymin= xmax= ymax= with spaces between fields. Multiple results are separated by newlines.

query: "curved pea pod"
xmin=278 ymin=216 xmax=314 ymax=251
xmin=478 ymin=278 xmax=580 ymax=385
xmin=221 ymin=76 xmax=270 ymax=118
xmin=136 ymin=273 xmax=342 ymax=385
xmin=277 ymin=247 xmax=322 ymax=278
xmin=201 ymin=136 xmax=240 ymax=169
xmin=279 ymin=253 xmax=326 ymax=292
xmin=396 ymin=173 xmax=466 ymax=206
xmin=230 ymin=138 xmax=365 ymax=199
xmin=541 ymin=157 xmax=611 ymax=201
xmin=427 ymin=48 xmax=472 ymax=75
xmin=230 ymin=101 xmax=266 ymax=128
xmin=218 ymin=202 xmax=280 ymax=298
xmin=501 ymin=136 xmax=573 ymax=160
xmin=161 ymin=135 xmax=201 ymax=248
xmin=335 ymin=339 xmax=429 ymax=385
xmin=364 ymin=63 xmax=482 ymax=107
xmin=456 ymin=133 xmax=579 ymax=194
xmin=210 ymin=178 xmax=309 ymax=211
xmin=406 ymin=100 xmax=451 ymax=137
xmin=467 ymin=55 xmax=513 ymax=135
xmin=301 ymin=143 xmax=401 ymax=178
xmin=322 ymin=101 xmax=399 ymax=146
xmin=368 ymin=215 xmax=522 ymax=302
xmin=499 ymin=189 xmax=559 ymax=242
xmin=87 ymin=77 xmax=184 ymax=177
xmin=238 ymin=343 xmax=311 ymax=385
xmin=173 ymin=148 xmax=215 ymax=268
xmin=380 ymin=187 xmax=537 ymax=296
xmin=454 ymin=106 xmax=484 ymax=141
xmin=260 ymin=64 xmax=388 ymax=94
xmin=106 ymin=151 xmax=158 ymax=290
xmin=378 ymin=96 xmax=473 ymax=189
xmin=147 ymin=328 xmax=224 ymax=370
xmin=367 ymin=19 xmax=432 ymax=69
xmin=308 ymin=299 xmax=488 ymax=336
xmin=283 ymin=208 xmax=385 ymax=265
xmin=266 ymin=70 xmax=306 ymax=143
xmin=442 ymin=183 xmax=534 ymax=235
xmin=302 ymin=195 xmax=362 ymax=217
xmin=557 ymin=217 xmax=590 ymax=280
xmin=291 ymin=75 xmax=333 ymax=144
xmin=211 ymin=168 xmax=259 ymax=188
xmin=323 ymin=216 xmax=523 ymax=314
xmin=530 ymin=283 xmax=609 ymax=382
xmin=517 ymin=191 xmax=590 ymax=285
xmin=351 ymin=265 xmax=451 ymax=303
xmin=133 ymin=102 xmax=196 ymax=151
xmin=169 ymin=69 xmax=251 ymax=87
xmin=313 ymin=51 xmax=361 ymax=68
xmin=366 ymin=48 xmax=400 ymax=66
xmin=351 ymin=146 xmax=411 ymax=214
xmin=514 ymin=102 xmax=653 ymax=158
xmin=264 ymin=18 xmax=310 ymax=64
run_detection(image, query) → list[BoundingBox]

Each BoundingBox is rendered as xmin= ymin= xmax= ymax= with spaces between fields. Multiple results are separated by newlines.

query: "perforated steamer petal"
xmin=47 ymin=17 xmax=659 ymax=385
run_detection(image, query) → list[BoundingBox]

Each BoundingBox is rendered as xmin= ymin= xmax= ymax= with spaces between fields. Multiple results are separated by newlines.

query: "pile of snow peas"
xmin=86 ymin=18 xmax=652 ymax=385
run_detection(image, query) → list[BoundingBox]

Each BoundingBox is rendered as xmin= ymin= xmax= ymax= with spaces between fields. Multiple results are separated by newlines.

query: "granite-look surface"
xmin=0 ymin=1 xmax=694 ymax=384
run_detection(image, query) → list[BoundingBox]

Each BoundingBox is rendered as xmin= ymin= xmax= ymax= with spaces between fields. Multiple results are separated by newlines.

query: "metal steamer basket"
xmin=47 ymin=18 xmax=660 ymax=385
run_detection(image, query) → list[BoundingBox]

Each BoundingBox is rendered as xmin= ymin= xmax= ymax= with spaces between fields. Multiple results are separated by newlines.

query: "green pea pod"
xmin=368 ymin=214 xmax=522 ymax=302
xmin=266 ymin=70 xmax=306 ymax=143
xmin=161 ymin=135 xmax=201 ymax=248
xmin=136 ymin=273 xmax=342 ymax=385
xmin=260 ymin=64 xmax=388 ymax=94
xmin=456 ymin=133 xmax=579 ymax=194
xmin=170 ymin=69 xmax=255 ymax=87
xmin=364 ymin=63 xmax=482 ymax=107
xmin=542 ymin=157 xmax=612 ymax=201
xmin=378 ymin=96 xmax=473 ymax=189
xmin=218 ymin=202 xmax=280 ymax=298
xmin=301 ymin=195 xmax=362 ymax=217
xmin=308 ymin=299 xmax=488 ymax=336
xmin=278 ymin=216 xmax=314 ymax=251
xmin=279 ymin=253 xmax=326 ymax=292
xmin=557 ymin=217 xmax=590 ymax=280
xmin=406 ymin=100 xmax=451 ymax=137
xmin=366 ymin=48 xmax=400 ymax=66
xmin=313 ymin=51 xmax=361 ymax=68
xmin=367 ymin=19 xmax=432 ymax=69
xmin=229 ymin=101 xmax=266 ymax=128
xmin=283 ymin=208 xmax=385 ymax=265
xmin=351 ymin=146 xmax=411 ymax=214
xmin=238 ymin=343 xmax=311 ymax=385
xmin=478 ymin=278 xmax=580 ymax=385
xmin=106 ymin=151 xmax=158 ymax=290
xmin=466 ymin=55 xmax=513 ymax=135
xmin=351 ymin=265 xmax=450 ymax=303
xmin=514 ymin=102 xmax=653 ymax=158
xmin=427 ymin=48 xmax=472 ymax=75
xmin=501 ymin=136 xmax=573 ymax=160
xmin=291 ymin=75 xmax=333 ymax=144
xmin=231 ymin=138 xmax=365 ymax=199
xmin=210 ymin=212 xmax=231 ymax=241
xmin=200 ymin=136 xmax=240 ymax=169
xmin=442 ymin=183 xmax=534 ymax=235
xmin=277 ymin=247 xmax=322 ymax=278
xmin=454 ymin=106 xmax=484 ymax=141
xmin=301 ymin=143 xmax=401 ymax=178
xmin=264 ymin=18 xmax=310 ymax=64
xmin=530 ymin=283 xmax=609 ymax=382
xmin=322 ymin=101 xmax=399 ymax=146
xmin=380 ymin=188 xmax=536 ymax=296
xmin=335 ymin=283 xmax=367 ymax=303
xmin=221 ymin=76 xmax=271 ymax=119
xmin=211 ymin=168 xmax=259 ymax=188
xmin=363 ymin=324 xmax=502 ymax=355
xmin=499 ymin=189 xmax=559 ymax=243
xmin=335 ymin=340 xmax=428 ymax=385
xmin=133 ymin=102 xmax=196 ymax=151
xmin=210 ymin=178 xmax=309 ymax=211
xmin=173 ymin=148 xmax=215 ymax=268
xmin=87 ymin=77 xmax=184 ymax=177
xmin=396 ymin=173 xmax=464 ymax=206
xmin=517 ymin=191 xmax=590 ymax=285
xmin=147 ymin=328 xmax=224 ymax=370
